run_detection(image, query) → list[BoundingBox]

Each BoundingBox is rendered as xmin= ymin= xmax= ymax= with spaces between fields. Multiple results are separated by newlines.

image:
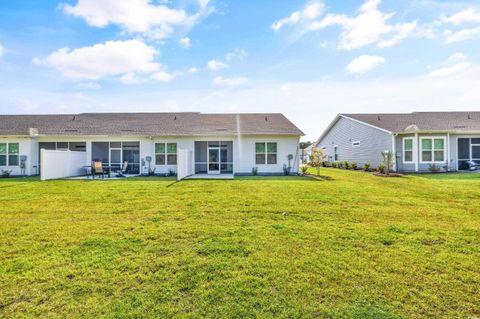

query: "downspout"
xmin=392 ymin=134 xmax=397 ymax=172
xmin=447 ymin=132 xmax=450 ymax=172
xmin=414 ymin=132 xmax=419 ymax=172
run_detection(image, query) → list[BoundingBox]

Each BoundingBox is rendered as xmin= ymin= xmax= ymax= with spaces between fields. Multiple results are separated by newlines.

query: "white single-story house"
xmin=0 ymin=112 xmax=304 ymax=179
xmin=315 ymin=112 xmax=480 ymax=172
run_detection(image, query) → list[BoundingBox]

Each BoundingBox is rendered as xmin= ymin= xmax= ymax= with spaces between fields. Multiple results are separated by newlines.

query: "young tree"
xmin=309 ymin=147 xmax=325 ymax=176
xmin=381 ymin=150 xmax=395 ymax=175
xmin=300 ymin=141 xmax=313 ymax=164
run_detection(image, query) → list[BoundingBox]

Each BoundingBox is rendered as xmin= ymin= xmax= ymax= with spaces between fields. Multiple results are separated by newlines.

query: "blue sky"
xmin=1 ymin=0 xmax=480 ymax=140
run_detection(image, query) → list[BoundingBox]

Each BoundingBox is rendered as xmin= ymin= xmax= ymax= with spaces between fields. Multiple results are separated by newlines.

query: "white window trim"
xmin=419 ymin=136 xmax=447 ymax=164
xmin=155 ymin=142 xmax=177 ymax=166
xmin=255 ymin=142 xmax=278 ymax=165
xmin=402 ymin=137 xmax=415 ymax=164
xmin=0 ymin=142 xmax=20 ymax=167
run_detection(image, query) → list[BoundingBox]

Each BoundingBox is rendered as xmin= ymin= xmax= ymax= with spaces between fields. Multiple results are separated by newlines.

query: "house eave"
xmin=395 ymin=130 xmax=480 ymax=135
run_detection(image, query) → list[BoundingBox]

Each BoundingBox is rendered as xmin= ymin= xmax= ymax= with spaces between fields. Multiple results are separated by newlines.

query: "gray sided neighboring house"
xmin=315 ymin=112 xmax=480 ymax=172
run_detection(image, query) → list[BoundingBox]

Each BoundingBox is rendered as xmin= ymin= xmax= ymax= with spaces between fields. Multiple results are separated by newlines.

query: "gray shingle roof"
xmin=0 ymin=112 xmax=304 ymax=137
xmin=341 ymin=112 xmax=480 ymax=133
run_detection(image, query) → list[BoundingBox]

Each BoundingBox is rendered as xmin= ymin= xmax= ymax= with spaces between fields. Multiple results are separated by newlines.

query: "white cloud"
xmin=0 ymin=42 xmax=3 ymax=57
xmin=35 ymin=39 xmax=162 ymax=80
xmin=225 ymin=48 xmax=248 ymax=61
xmin=188 ymin=67 xmax=200 ymax=73
xmin=213 ymin=76 xmax=248 ymax=87
xmin=444 ymin=26 xmax=480 ymax=43
xmin=60 ymin=0 xmax=212 ymax=40
xmin=120 ymin=72 xmax=140 ymax=84
xmin=281 ymin=0 xmax=419 ymax=50
xmin=151 ymin=71 xmax=174 ymax=82
xmin=440 ymin=8 xmax=480 ymax=25
xmin=272 ymin=0 xmax=324 ymax=31
xmin=179 ymin=37 xmax=191 ymax=48
xmin=346 ymin=55 xmax=385 ymax=74
xmin=79 ymin=82 xmax=101 ymax=89
xmin=207 ymin=59 xmax=228 ymax=71
xmin=427 ymin=62 xmax=471 ymax=77
xmin=378 ymin=21 xmax=417 ymax=48
xmin=427 ymin=53 xmax=472 ymax=78
xmin=448 ymin=52 xmax=467 ymax=63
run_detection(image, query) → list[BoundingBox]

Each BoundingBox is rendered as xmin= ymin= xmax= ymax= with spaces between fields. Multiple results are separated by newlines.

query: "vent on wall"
xmin=351 ymin=141 xmax=361 ymax=147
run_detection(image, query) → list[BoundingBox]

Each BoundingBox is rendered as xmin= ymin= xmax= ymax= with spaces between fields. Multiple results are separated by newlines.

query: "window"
xmin=255 ymin=142 xmax=277 ymax=165
xmin=351 ymin=141 xmax=361 ymax=147
xmin=0 ymin=143 xmax=19 ymax=166
xmin=155 ymin=143 xmax=177 ymax=165
xmin=403 ymin=138 xmax=414 ymax=163
xmin=421 ymin=137 xmax=445 ymax=163
xmin=334 ymin=146 xmax=338 ymax=161
xmin=0 ymin=143 xmax=6 ymax=166
xmin=167 ymin=143 xmax=177 ymax=165
xmin=56 ymin=142 xmax=69 ymax=150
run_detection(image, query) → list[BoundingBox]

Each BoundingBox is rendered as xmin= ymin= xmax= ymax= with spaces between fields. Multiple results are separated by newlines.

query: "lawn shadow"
xmin=235 ymin=175 xmax=329 ymax=181
xmin=0 ymin=176 xmax=40 ymax=183
xmin=411 ymin=172 xmax=480 ymax=181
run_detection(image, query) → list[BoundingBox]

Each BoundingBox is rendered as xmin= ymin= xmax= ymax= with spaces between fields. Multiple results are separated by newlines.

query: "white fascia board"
xmin=313 ymin=114 xmax=343 ymax=147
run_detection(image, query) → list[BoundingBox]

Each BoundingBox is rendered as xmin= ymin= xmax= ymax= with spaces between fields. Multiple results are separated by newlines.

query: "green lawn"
xmin=0 ymin=169 xmax=479 ymax=319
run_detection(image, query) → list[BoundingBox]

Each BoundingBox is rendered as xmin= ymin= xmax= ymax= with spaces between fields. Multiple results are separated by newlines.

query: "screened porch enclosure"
xmin=458 ymin=138 xmax=480 ymax=170
xmin=195 ymin=141 xmax=233 ymax=174
xmin=92 ymin=141 xmax=140 ymax=174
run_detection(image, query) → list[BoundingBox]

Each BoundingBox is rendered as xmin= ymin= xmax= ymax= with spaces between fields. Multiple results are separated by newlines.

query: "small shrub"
xmin=332 ymin=162 xmax=338 ymax=168
xmin=167 ymin=169 xmax=176 ymax=177
xmin=283 ymin=164 xmax=291 ymax=176
xmin=1 ymin=169 xmax=12 ymax=178
xmin=351 ymin=162 xmax=358 ymax=170
xmin=252 ymin=167 xmax=258 ymax=176
xmin=300 ymin=165 xmax=308 ymax=175
xmin=364 ymin=163 xmax=371 ymax=171
xmin=377 ymin=164 xmax=386 ymax=174
xmin=321 ymin=161 xmax=329 ymax=167
xmin=337 ymin=162 xmax=344 ymax=169
xmin=324 ymin=161 xmax=332 ymax=168
xmin=344 ymin=161 xmax=350 ymax=169
xmin=428 ymin=164 xmax=442 ymax=173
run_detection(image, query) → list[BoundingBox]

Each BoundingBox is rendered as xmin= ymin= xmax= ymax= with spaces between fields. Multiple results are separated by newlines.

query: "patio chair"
xmin=467 ymin=161 xmax=480 ymax=171
xmin=92 ymin=161 xmax=106 ymax=179
xmin=115 ymin=161 xmax=129 ymax=177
